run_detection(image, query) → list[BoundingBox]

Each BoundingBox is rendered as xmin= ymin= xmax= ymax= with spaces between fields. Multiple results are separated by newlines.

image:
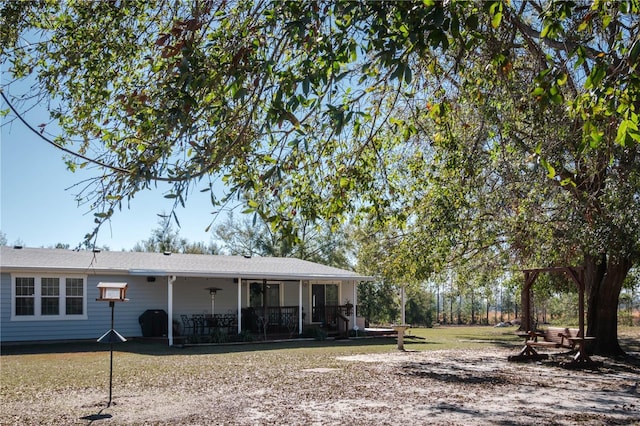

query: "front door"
xmin=311 ymin=284 xmax=338 ymax=323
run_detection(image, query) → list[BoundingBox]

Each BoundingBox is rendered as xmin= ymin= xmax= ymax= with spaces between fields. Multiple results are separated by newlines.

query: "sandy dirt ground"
xmin=3 ymin=347 xmax=638 ymax=425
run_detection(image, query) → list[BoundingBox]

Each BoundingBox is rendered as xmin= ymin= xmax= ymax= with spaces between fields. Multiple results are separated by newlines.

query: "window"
xmin=41 ymin=278 xmax=60 ymax=315
xmin=249 ymin=281 xmax=281 ymax=308
xmin=66 ymin=278 xmax=84 ymax=315
xmin=15 ymin=277 xmax=35 ymax=316
xmin=12 ymin=275 xmax=86 ymax=320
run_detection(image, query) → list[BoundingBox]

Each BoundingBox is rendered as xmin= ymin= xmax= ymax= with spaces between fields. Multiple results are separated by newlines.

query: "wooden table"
xmin=561 ymin=336 xmax=603 ymax=369
xmin=508 ymin=331 xmax=549 ymax=361
xmin=566 ymin=337 xmax=595 ymax=361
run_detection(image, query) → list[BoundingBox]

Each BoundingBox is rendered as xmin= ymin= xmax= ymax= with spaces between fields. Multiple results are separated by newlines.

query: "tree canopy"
xmin=131 ymin=215 xmax=220 ymax=254
xmin=2 ymin=1 xmax=639 ymax=354
xmin=2 ymin=1 xmax=632 ymax=239
xmin=214 ymin=211 xmax=353 ymax=267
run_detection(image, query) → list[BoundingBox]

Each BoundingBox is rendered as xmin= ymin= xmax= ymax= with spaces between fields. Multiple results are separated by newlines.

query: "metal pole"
xmin=108 ymin=301 xmax=114 ymax=407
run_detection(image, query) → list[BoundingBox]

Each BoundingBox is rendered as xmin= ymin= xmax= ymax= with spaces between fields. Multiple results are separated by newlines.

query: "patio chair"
xmin=181 ymin=315 xmax=195 ymax=335
xmin=223 ymin=313 xmax=237 ymax=334
xmin=192 ymin=314 xmax=206 ymax=335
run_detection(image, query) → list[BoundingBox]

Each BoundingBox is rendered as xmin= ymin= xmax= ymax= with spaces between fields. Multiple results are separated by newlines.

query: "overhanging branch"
xmin=1 ymin=90 xmax=131 ymax=174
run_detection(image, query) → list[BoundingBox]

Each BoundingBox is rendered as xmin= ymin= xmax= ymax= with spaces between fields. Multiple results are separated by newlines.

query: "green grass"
xmin=0 ymin=326 xmax=521 ymax=398
xmin=1 ymin=325 xmax=637 ymax=405
xmin=401 ymin=325 xmax=524 ymax=350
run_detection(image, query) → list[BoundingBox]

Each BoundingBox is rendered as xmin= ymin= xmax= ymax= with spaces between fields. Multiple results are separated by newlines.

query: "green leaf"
xmin=404 ymin=65 xmax=412 ymax=85
xmin=491 ymin=12 xmax=502 ymax=29
xmin=577 ymin=20 xmax=589 ymax=32
xmin=540 ymin=25 xmax=550 ymax=38
xmin=585 ymin=65 xmax=606 ymax=89
xmin=560 ymin=178 xmax=575 ymax=187
xmin=466 ymin=14 xmax=478 ymax=31
xmin=589 ymin=128 xmax=604 ymax=148
xmin=540 ymin=158 xmax=556 ymax=178
xmin=532 ymin=87 xmax=545 ymax=97
xmin=391 ymin=62 xmax=405 ymax=81
xmin=629 ymin=38 xmax=640 ymax=66
xmin=556 ymin=72 xmax=567 ymax=86
xmin=615 ymin=120 xmax=629 ymax=146
xmin=450 ymin=13 xmax=460 ymax=39
xmin=616 ymin=119 xmax=640 ymax=146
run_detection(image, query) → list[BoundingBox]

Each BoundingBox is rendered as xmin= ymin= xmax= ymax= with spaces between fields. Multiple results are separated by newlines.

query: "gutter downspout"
xmin=298 ymin=280 xmax=303 ymax=335
xmin=168 ymin=275 xmax=176 ymax=346
xmin=237 ymin=276 xmax=242 ymax=334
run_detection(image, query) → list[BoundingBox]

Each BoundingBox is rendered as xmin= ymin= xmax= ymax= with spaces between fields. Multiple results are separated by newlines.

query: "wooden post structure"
xmin=565 ymin=267 xmax=585 ymax=338
xmin=515 ymin=267 xmax=599 ymax=368
xmin=521 ymin=270 xmax=539 ymax=332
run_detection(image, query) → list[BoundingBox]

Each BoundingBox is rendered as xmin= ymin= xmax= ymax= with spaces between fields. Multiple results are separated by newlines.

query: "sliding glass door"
xmin=311 ymin=283 xmax=338 ymax=323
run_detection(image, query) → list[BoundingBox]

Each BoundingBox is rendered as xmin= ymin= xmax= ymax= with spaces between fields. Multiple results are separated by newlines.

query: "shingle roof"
xmin=0 ymin=246 xmax=373 ymax=281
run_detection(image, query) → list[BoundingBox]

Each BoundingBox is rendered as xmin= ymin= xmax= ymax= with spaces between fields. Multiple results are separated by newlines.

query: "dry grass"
xmin=1 ymin=326 xmax=638 ymax=425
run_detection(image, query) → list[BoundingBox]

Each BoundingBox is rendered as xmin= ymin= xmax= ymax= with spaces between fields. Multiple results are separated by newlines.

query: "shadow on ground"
xmin=1 ymin=336 xmax=406 ymax=357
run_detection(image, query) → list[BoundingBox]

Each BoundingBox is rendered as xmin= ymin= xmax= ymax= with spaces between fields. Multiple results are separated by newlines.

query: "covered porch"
xmin=180 ymin=303 xmax=356 ymax=343
xmin=156 ymin=273 xmax=368 ymax=345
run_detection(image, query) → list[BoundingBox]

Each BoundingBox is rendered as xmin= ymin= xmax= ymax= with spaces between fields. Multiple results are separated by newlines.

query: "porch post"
xmin=167 ymin=275 xmax=176 ymax=346
xmin=298 ymin=280 xmax=303 ymax=335
xmin=237 ymin=276 xmax=242 ymax=334
xmin=352 ymin=281 xmax=357 ymax=330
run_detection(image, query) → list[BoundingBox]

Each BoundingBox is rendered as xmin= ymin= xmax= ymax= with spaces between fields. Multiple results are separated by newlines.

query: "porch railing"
xmin=311 ymin=304 xmax=354 ymax=330
xmin=241 ymin=304 xmax=354 ymax=335
xmin=242 ymin=306 xmax=301 ymax=334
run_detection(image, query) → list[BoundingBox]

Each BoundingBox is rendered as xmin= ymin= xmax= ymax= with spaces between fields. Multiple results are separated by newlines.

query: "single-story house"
xmin=0 ymin=246 xmax=373 ymax=345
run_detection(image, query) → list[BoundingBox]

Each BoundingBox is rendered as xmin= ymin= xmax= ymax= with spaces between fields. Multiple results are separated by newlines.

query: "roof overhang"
xmin=0 ymin=247 xmax=376 ymax=282
xmin=128 ymin=269 xmax=374 ymax=281
xmin=3 ymin=266 xmax=374 ymax=281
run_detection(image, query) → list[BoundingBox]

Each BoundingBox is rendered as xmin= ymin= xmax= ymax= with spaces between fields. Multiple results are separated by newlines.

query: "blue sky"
xmin=1 ymin=98 xmax=228 ymax=251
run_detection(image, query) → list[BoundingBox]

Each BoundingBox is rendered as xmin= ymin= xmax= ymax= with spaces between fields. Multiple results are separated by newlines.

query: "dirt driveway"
xmin=334 ymin=349 xmax=640 ymax=425
xmin=4 ymin=346 xmax=637 ymax=425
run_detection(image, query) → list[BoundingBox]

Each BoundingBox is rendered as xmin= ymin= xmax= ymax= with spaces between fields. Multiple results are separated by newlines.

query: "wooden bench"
xmin=508 ymin=326 xmax=579 ymax=362
xmin=526 ymin=327 xmax=579 ymax=350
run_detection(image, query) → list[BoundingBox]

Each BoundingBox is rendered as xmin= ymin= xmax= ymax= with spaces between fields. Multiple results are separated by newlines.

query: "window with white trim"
xmin=15 ymin=277 xmax=35 ymax=316
xmin=41 ymin=277 xmax=60 ymax=315
xmin=12 ymin=275 xmax=87 ymax=320
xmin=66 ymin=278 xmax=84 ymax=315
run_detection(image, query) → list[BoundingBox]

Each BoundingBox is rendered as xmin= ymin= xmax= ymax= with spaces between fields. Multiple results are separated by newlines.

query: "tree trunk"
xmin=584 ymin=253 xmax=630 ymax=356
